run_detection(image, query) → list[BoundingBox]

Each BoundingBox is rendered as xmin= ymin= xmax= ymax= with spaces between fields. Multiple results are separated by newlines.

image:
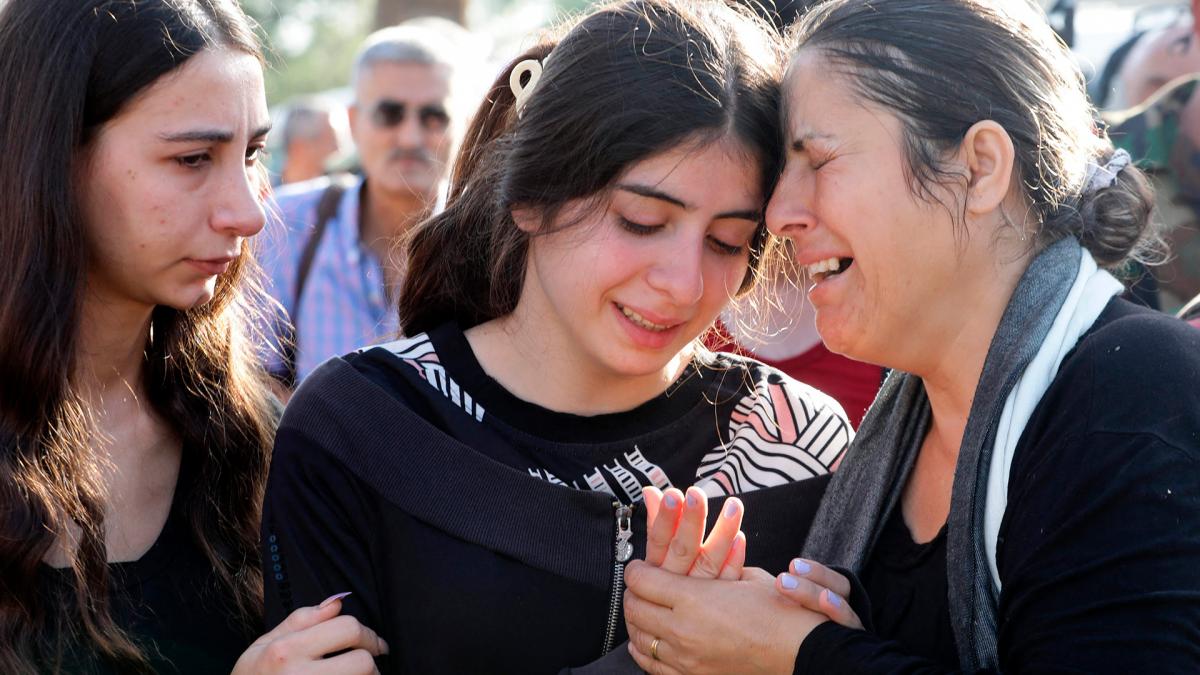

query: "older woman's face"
xmin=766 ymin=51 xmax=966 ymax=367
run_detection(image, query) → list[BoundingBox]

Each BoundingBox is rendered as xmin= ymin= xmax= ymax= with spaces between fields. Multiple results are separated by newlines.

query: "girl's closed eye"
xmin=708 ymin=236 xmax=746 ymax=256
xmin=618 ymin=216 xmax=663 ymax=236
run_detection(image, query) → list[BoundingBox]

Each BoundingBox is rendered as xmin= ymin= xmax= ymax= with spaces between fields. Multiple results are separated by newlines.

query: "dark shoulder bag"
xmin=277 ymin=176 xmax=355 ymax=387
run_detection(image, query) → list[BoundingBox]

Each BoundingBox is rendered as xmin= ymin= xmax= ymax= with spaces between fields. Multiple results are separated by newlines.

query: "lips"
xmin=613 ymin=302 xmax=686 ymax=350
xmin=803 ymin=256 xmax=854 ymax=283
xmin=187 ymin=256 xmax=234 ymax=276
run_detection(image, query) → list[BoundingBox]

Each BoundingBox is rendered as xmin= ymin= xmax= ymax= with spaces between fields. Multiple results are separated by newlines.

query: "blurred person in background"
xmin=0 ymin=0 xmax=386 ymax=672
xmin=1104 ymin=0 xmax=1200 ymax=313
xmin=276 ymin=96 xmax=346 ymax=185
xmin=261 ymin=20 xmax=463 ymax=387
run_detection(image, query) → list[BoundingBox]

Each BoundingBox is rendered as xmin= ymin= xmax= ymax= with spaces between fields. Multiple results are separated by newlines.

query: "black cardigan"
xmin=262 ymin=337 xmax=841 ymax=674
xmin=796 ymin=299 xmax=1200 ymax=673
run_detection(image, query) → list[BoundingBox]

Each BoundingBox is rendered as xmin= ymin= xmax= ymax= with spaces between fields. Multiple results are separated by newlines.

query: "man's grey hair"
xmin=352 ymin=18 xmax=465 ymax=89
xmin=279 ymin=97 xmax=339 ymax=149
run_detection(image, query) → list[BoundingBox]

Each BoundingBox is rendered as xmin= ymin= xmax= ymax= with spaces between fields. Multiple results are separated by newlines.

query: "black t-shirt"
xmin=263 ymin=322 xmax=851 ymax=674
xmin=348 ymin=323 xmax=850 ymax=502
xmin=859 ymin=508 xmax=957 ymax=669
xmin=795 ymin=299 xmax=1200 ymax=673
xmin=35 ymin=490 xmax=255 ymax=674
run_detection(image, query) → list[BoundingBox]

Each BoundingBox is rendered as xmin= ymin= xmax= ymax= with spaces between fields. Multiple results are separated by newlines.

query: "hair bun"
xmin=1076 ymin=150 xmax=1158 ymax=268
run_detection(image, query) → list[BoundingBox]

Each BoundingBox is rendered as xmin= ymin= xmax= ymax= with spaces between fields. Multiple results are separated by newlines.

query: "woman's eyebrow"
xmin=615 ymin=183 xmax=760 ymax=221
xmin=790 ymin=131 xmax=835 ymax=153
xmin=158 ymin=122 xmax=273 ymax=144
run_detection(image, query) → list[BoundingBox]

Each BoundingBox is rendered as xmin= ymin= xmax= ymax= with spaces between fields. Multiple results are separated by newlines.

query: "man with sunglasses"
xmin=261 ymin=21 xmax=461 ymax=387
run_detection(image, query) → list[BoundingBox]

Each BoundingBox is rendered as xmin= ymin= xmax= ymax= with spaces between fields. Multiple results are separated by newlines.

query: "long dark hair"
xmin=790 ymin=0 xmax=1158 ymax=268
xmin=0 ymin=1 xmax=275 ymax=672
xmin=400 ymin=0 xmax=785 ymax=336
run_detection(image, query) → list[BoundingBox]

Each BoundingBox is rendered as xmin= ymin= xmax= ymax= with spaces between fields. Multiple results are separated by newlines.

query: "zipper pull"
xmin=615 ymin=503 xmax=634 ymax=563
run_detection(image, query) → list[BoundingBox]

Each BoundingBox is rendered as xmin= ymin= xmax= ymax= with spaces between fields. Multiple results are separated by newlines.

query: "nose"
xmin=394 ymin=110 xmax=424 ymax=148
xmin=646 ymin=236 xmax=705 ymax=306
xmin=766 ymin=162 xmax=815 ymax=240
xmin=211 ymin=165 xmax=266 ymax=238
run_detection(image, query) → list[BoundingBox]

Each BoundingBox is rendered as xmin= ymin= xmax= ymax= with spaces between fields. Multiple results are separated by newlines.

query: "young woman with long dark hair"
xmin=0 ymin=1 xmax=385 ymax=672
xmin=260 ymin=0 xmax=853 ymax=671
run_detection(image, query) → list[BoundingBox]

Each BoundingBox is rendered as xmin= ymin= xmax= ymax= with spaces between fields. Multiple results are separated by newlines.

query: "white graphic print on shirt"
xmin=695 ymin=378 xmax=848 ymax=497
xmin=379 ymin=334 xmax=846 ymax=503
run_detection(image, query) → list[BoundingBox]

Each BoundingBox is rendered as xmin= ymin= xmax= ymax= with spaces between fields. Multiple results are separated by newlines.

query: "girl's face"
xmin=517 ymin=138 xmax=762 ymax=385
xmin=766 ymin=50 xmax=965 ymax=367
xmin=78 ymin=48 xmax=270 ymax=312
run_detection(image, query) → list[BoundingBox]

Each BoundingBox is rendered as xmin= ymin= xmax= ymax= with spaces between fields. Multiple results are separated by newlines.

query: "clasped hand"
xmin=622 ymin=486 xmax=863 ymax=675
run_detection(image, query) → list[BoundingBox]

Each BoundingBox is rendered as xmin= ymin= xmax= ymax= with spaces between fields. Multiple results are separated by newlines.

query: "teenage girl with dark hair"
xmin=0 ymin=1 xmax=385 ymax=672
xmin=623 ymin=0 xmax=1200 ymax=672
xmin=260 ymin=0 xmax=853 ymax=671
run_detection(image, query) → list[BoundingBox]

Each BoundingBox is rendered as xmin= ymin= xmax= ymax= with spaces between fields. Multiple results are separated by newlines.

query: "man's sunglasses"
xmin=371 ymin=100 xmax=450 ymax=130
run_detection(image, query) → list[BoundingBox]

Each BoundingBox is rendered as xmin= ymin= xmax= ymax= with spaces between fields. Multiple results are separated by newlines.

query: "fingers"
xmin=688 ymin=497 xmax=743 ymax=579
xmin=623 ymin=584 xmax=677 ymax=637
xmin=787 ymin=558 xmax=853 ymax=598
xmin=301 ymin=648 xmax=380 ymax=675
xmin=628 ymin=640 xmax=685 ymax=675
xmin=267 ymin=607 xmax=388 ymax=658
xmin=717 ymin=531 xmax=746 ymax=580
xmin=776 ymin=565 xmax=863 ymax=631
xmin=817 ymin=586 xmax=864 ymax=630
xmin=300 ymin=612 xmax=388 ymax=653
xmin=254 ymin=593 xmax=349 ymax=646
xmin=627 ymin=630 xmax=685 ymax=675
xmin=643 ymin=486 xmax=664 ymax=529
xmin=659 ymin=487 xmax=708 ymax=575
xmin=645 ymin=488 xmax=684 ymax=566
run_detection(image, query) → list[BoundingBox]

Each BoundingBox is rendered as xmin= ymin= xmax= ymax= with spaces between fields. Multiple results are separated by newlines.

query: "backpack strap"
xmin=278 ymin=176 xmax=353 ymax=387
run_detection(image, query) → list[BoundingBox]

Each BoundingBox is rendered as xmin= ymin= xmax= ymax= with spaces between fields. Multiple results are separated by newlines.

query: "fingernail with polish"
xmin=780 ymin=574 xmax=800 ymax=590
xmin=686 ymin=491 xmax=699 ymax=508
xmin=320 ymin=591 xmax=352 ymax=608
xmin=827 ymin=590 xmax=843 ymax=608
xmin=664 ymin=494 xmax=679 ymax=509
xmin=723 ymin=500 xmax=738 ymax=518
xmin=791 ymin=559 xmax=812 ymax=575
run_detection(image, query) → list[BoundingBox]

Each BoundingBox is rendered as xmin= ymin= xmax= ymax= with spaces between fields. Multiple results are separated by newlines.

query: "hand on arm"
xmin=232 ymin=594 xmax=388 ymax=675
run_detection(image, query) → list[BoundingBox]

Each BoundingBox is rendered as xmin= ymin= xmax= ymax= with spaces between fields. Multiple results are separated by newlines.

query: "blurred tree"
xmin=373 ymin=0 xmax=468 ymax=27
xmin=243 ymin=0 xmax=371 ymax=104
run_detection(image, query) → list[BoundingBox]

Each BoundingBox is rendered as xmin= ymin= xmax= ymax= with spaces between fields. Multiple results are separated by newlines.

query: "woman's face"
xmin=766 ymin=50 xmax=965 ymax=366
xmin=79 ymin=48 xmax=270 ymax=312
xmin=517 ymin=138 xmax=762 ymax=385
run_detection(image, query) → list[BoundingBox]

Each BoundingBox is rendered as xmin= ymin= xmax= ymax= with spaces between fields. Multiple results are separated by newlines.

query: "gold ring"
xmin=651 ymin=637 xmax=661 ymax=661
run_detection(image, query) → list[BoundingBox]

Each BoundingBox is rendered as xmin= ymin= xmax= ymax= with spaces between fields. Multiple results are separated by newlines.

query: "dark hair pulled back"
xmin=401 ymin=0 xmax=785 ymax=336
xmin=790 ymin=0 xmax=1158 ymax=268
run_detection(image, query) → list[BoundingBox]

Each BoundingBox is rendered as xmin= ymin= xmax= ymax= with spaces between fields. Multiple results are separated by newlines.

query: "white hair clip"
xmin=1084 ymin=148 xmax=1132 ymax=194
xmin=509 ymin=57 xmax=546 ymax=117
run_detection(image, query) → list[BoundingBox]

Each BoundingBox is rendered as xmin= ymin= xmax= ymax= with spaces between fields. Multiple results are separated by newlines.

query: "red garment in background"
xmin=709 ymin=324 xmax=883 ymax=429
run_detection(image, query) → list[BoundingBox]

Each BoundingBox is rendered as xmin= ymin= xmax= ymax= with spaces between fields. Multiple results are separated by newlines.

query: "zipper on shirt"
xmin=602 ymin=501 xmax=635 ymax=655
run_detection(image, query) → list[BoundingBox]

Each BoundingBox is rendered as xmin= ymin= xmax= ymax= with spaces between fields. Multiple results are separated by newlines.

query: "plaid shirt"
xmin=259 ymin=175 xmax=400 ymax=383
